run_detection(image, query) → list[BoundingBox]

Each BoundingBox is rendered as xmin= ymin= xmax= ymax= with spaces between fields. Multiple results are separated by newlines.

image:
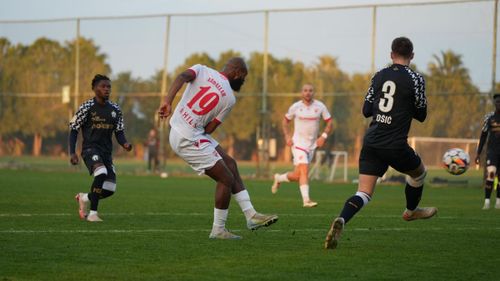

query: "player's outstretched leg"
xmin=75 ymin=193 xmax=89 ymax=220
xmin=295 ymin=164 xmax=317 ymax=207
xmin=271 ymin=173 xmax=292 ymax=194
xmin=206 ymin=160 xmax=241 ymax=240
xmin=86 ymin=167 xmax=108 ymax=222
xmin=233 ymin=188 xmax=278 ymax=230
xmin=217 ymin=146 xmax=279 ymax=230
xmin=324 ymin=217 xmax=344 ymax=249
xmin=209 ymin=209 xmax=241 ymax=240
xmin=325 ymin=175 xmax=375 ymax=250
xmin=402 ymin=168 xmax=438 ymax=221
xmin=482 ymin=167 xmax=495 ymax=209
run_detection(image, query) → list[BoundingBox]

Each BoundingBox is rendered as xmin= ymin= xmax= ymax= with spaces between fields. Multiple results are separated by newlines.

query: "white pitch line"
xmin=1 ymin=227 xmax=500 ymax=234
xmin=0 ymin=213 xmax=462 ymax=219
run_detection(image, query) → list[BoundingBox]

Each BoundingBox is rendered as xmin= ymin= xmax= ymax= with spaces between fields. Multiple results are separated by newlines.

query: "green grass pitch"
xmin=1 ymin=168 xmax=500 ymax=280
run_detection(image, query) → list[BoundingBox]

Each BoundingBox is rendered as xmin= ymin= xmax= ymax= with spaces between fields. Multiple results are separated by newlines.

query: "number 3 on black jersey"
xmin=379 ymin=81 xmax=396 ymax=112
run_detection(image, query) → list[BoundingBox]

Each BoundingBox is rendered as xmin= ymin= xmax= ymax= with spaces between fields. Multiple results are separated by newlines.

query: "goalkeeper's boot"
xmin=86 ymin=213 xmax=103 ymax=222
xmin=402 ymin=207 xmax=438 ymax=221
xmin=324 ymin=217 xmax=344 ymax=249
xmin=271 ymin=174 xmax=281 ymax=194
xmin=75 ymin=193 xmax=88 ymax=220
xmin=247 ymin=213 xmax=279 ymax=230
xmin=209 ymin=228 xmax=241 ymax=240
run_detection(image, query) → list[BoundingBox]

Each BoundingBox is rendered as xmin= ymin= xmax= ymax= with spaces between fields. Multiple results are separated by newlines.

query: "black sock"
xmin=485 ymin=180 xmax=493 ymax=199
xmin=89 ymin=174 xmax=107 ymax=211
xmin=497 ymin=182 xmax=500 ymax=198
xmin=88 ymin=190 xmax=100 ymax=211
xmin=339 ymin=195 xmax=365 ymax=224
xmin=405 ymin=183 xmax=423 ymax=211
xmin=100 ymin=190 xmax=114 ymax=199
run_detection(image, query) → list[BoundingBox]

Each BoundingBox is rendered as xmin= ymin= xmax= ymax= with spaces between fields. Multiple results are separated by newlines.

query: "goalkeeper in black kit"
xmin=475 ymin=94 xmax=500 ymax=210
xmin=69 ymin=74 xmax=133 ymax=222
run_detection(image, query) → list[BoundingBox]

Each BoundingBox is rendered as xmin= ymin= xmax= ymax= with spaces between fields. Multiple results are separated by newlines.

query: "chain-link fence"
xmin=0 ymin=0 xmax=497 ymax=174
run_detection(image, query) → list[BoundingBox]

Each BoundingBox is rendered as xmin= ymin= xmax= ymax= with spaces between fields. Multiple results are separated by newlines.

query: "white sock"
xmin=497 ymin=198 xmax=500 ymax=205
xmin=485 ymin=199 xmax=491 ymax=205
xmin=89 ymin=210 xmax=98 ymax=216
xmin=277 ymin=173 xmax=289 ymax=183
xmin=213 ymin=208 xmax=228 ymax=230
xmin=233 ymin=190 xmax=257 ymax=220
xmin=82 ymin=193 xmax=89 ymax=202
xmin=299 ymin=184 xmax=310 ymax=202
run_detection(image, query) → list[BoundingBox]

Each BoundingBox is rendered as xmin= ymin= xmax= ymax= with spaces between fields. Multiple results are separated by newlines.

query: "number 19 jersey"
xmin=170 ymin=64 xmax=236 ymax=140
xmin=363 ymin=64 xmax=427 ymax=149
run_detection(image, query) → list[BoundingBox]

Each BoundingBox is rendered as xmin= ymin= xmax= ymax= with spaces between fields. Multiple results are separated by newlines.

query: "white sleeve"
xmin=188 ymin=64 xmax=204 ymax=79
xmin=214 ymin=105 xmax=233 ymax=123
xmin=285 ymin=104 xmax=296 ymax=120
xmin=321 ymin=104 xmax=332 ymax=121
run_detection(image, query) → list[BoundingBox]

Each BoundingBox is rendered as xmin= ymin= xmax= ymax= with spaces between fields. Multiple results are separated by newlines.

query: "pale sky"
xmin=0 ymin=0 xmax=497 ymax=91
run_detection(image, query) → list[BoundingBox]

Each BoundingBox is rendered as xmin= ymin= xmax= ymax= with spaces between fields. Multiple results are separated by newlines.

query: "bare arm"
xmin=158 ymin=69 xmax=196 ymax=120
xmin=282 ymin=117 xmax=293 ymax=146
xmin=323 ymin=118 xmax=333 ymax=136
xmin=316 ymin=118 xmax=333 ymax=148
xmin=204 ymin=120 xmax=221 ymax=135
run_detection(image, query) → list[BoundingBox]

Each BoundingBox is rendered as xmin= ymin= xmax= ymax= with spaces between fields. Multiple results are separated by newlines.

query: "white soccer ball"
xmin=442 ymin=148 xmax=470 ymax=175
xmin=160 ymin=172 xmax=168 ymax=178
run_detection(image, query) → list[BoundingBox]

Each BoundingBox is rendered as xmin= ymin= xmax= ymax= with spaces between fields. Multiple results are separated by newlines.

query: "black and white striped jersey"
xmin=362 ymin=64 xmax=427 ymax=149
xmin=69 ymin=98 xmax=124 ymax=155
xmin=477 ymin=111 xmax=500 ymax=155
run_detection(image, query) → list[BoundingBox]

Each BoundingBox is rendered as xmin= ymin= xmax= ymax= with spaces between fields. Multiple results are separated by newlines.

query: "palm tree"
xmin=421 ymin=50 xmax=481 ymax=138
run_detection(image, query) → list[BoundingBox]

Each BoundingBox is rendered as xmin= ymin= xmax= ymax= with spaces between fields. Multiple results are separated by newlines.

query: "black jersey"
xmin=477 ymin=111 xmax=500 ymax=155
xmin=69 ymin=98 xmax=124 ymax=155
xmin=362 ymin=64 xmax=427 ymax=149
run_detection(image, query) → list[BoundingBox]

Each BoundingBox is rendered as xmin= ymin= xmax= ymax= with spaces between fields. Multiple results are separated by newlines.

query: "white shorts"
xmin=292 ymin=145 xmax=315 ymax=165
xmin=169 ymin=128 xmax=222 ymax=175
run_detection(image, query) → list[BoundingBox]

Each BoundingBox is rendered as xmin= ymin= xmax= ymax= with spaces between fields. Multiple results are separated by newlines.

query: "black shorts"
xmin=81 ymin=147 xmax=116 ymax=182
xmin=486 ymin=152 xmax=500 ymax=168
xmin=359 ymin=145 xmax=422 ymax=177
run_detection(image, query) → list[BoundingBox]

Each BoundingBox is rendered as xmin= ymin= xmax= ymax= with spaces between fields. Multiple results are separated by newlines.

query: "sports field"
xmin=1 ymin=164 xmax=499 ymax=280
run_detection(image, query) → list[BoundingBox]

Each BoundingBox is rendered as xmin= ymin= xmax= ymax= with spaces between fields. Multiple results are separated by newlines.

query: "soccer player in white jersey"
xmin=158 ymin=57 xmax=278 ymax=240
xmin=271 ymin=84 xmax=332 ymax=207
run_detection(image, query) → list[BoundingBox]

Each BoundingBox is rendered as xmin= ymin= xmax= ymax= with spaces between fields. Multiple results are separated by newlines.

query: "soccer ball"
xmin=442 ymin=148 xmax=470 ymax=175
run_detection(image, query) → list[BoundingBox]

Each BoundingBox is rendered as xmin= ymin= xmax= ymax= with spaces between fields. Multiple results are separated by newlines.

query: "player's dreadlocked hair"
xmin=91 ymin=74 xmax=110 ymax=89
xmin=391 ymin=37 xmax=413 ymax=58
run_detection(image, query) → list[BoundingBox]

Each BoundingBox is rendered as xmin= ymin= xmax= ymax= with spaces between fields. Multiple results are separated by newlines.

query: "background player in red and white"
xmin=158 ymin=57 xmax=278 ymax=239
xmin=271 ymin=84 xmax=332 ymax=207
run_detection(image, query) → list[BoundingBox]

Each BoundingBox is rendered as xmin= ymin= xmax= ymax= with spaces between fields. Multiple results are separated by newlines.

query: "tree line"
xmin=0 ymin=36 xmax=490 ymax=160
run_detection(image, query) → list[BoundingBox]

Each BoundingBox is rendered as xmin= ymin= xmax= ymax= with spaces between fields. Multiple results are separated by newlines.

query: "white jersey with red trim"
xmin=170 ymin=64 xmax=236 ymax=140
xmin=285 ymin=100 xmax=331 ymax=150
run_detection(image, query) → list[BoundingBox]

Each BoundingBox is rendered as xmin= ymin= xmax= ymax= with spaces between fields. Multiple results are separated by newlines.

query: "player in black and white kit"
xmin=475 ymin=94 xmax=500 ymax=209
xmin=69 ymin=74 xmax=133 ymax=222
xmin=324 ymin=37 xmax=437 ymax=249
